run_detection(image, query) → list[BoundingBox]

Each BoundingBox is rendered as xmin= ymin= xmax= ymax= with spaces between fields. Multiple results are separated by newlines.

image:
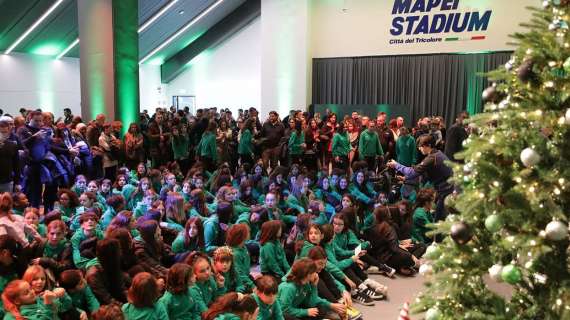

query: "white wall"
xmin=0 ymin=53 xmax=81 ymax=118
xmin=310 ymin=0 xmax=538 ymax=58
xmin=166 ymin=17 xmax=261 ymax=116
xmin=139 ymin=64 xmax=168 ymax=115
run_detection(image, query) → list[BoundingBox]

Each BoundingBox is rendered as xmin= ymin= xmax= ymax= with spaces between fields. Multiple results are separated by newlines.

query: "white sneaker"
xmin=366 ymin=266 xmax=381 ymax=274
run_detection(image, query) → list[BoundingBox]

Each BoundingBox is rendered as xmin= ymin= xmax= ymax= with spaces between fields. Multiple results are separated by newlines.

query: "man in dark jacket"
xmin=0 ymin=117 xmax=20 ymax=193
xmin=388 ymin=135 xmax=454 ymax=221
xmin=260 ymin=111 xmax=285 ymax=170
xmin=445 ymin=111 xmax=469 ymax=163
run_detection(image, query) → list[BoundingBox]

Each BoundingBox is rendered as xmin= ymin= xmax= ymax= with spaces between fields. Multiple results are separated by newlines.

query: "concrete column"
xmin=260 ymin=0 xmax=310 ymax=119
xmin=78 ymin=0 xmax=139 ymax=131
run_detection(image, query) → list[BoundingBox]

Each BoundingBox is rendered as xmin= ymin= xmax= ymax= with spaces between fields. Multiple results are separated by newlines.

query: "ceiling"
xmin=0 ymin=0 xmax=247 ymax=63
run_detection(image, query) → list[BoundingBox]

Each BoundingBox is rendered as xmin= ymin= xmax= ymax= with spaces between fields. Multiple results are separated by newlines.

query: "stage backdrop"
xmin=312 ymin=51 xmax=511 ymax=127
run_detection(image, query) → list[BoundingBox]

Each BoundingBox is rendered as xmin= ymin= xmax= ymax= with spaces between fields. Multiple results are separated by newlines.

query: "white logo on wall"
xmin=389 ymin=0 xmax=492 ymax=45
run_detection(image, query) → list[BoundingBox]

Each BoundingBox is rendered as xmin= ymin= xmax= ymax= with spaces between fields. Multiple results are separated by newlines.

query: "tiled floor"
xmin=358 ymin=273 xmax=425 ymax=319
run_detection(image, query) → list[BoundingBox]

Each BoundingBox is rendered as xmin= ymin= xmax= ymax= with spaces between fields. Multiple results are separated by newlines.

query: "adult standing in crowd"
xmin=0 ymin=117 xmax=20 ymax=193
xmin=445 ymin=111 xmax=469 ymax=163
xmin=260 ymin=111 xmax=284 ymax=171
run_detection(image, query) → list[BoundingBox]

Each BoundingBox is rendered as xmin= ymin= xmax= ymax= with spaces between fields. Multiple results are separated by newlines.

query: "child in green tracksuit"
xmin=253 ymin=275 xmax=284 ymax=320
xmin=212 ymin=247 xmax=245 ymax=294
xmin=278 ymin=258 xmax=345 ymax=319
xmin=187 ymin=252 xmax=226 ymax=313
xmin=158 ymin=263 xmax=201 ymax=320
xmin=70 ymin=212 xmax=104 ymax=269
xmin=1 ymin=280 xmax=65 ymax=320
xmin=121 ymin=272 xmax=168 ymax=320
xmin=259 ymin=221 xmax=290 ymax=279
xmin=59 ymin=270 xmax=100 ymax=316
xmin=226 ymin=224 xmax=255 ymax=292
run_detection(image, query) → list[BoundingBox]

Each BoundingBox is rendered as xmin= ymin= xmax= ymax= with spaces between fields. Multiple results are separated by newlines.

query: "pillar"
xmin=260 ymin=0 xmax=310 ymax=119
xmin=78 ymin=0 xmax=139 ymax=132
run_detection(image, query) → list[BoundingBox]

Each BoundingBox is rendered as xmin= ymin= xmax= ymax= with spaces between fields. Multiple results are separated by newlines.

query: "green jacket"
xmin=197 ymin=131 xmax=218 ymax=161
xmin=295 ymin=241 xmax=346 ymax=282
xmin=412 ymin=207 xmax=433 ymax=244
xmin=204 ymin=215 xmax=231 ymax=253
xmin=396 ymin=135 xmax=417 ymax=166
xmin=68 ymin=285 xmax=100 ymax=313
xmin=100 ymin=206 xmax=117 ymax=230
xmin=71 ymin=229 xmax=104 ymax=269
xmin=333 ymin=230 xmax=369 ymax=256
xmin=253 ymin=293 xmax=284 ymax=320
xmin=260 ymin=241 xmax=290 ymax=278
xmin=172 ymin=134 xmax=190 ymax=160
xmin=358 ymin=129 xmax=383 ymax=159
xmin=121 ymin=302 xmax=169 ymax=320
xmin=189 ymin=277 xmax=225 ymax=313
xmin=214 ymin=314 xmax=240 ymax=320
xmin=2 ymin=302 xmax=54 ymax=320
xmin=171 ymin=233 xmax=202 ymax=254
xmin=158 ymin=288 xmax=201 ymax=320
xmin=322 ymin=242 xmax=354 ymax=271
xmin=331 ymin=132 xmax=350 ymax=157
xmin=232 ymin=246 xmax=254 ymax=291
xmin=220 ymin=269 xmax=245 ymax=294
xmin=278 ymin=281 xmax=331 ymax=318
xmin=288 ymin=131 xmax=305 ymax=155
xmin=238 ymin=129 xmax=254 ymax=156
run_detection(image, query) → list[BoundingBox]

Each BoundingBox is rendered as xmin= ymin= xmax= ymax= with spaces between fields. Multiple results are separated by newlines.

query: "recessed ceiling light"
xmin=179 ymin=10 xmax=185 ymax=15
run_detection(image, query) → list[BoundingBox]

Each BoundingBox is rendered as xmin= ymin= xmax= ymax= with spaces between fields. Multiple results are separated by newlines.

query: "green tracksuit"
xmin=171 ymin=233 xmax=202 ymax=254
xmin=238 ymin=129 xmax=254 ymax=156
xmin=68 ymin=285 xmax=100 ymax=313
xmin=288 ymin=131 xmax=305 ymax=155
xmin=278 ymin=281 xmax=331 ymax=318
xmin=411 ymin=207 xmax=433 ymax=244
xmin=253 ymin=293 xmax=284 ymax=320
xmin=197 ymin=131 xmax=218 ymax=161
xmin=396 ymin=134 xmax=417 ymax=166
xmin=71 ymin=228 xmax=104 ymax=269
xmin=358 ymin=129 xmax=383 ymax=159
xmin=121 ymin=302 xmax=169 ymax=320
xmin=189 ymin=276 xmax=225 ymax=313
xmin=331 ymin=132 xmax=350 ymax=157
xmin=158 ymin=288 xmax=201 ymax=320
xmin=259 ymin=241 xmax=290 ymax=278
xmin=232 ymin=246 xmax=254 ymax=291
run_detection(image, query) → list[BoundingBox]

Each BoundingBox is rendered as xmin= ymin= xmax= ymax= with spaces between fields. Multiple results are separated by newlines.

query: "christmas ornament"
xmin=482 ymin=85 xmax=501 ymax=103
xmin=398 ymin=302 xmax=410 ymax=320
xmin=505 ymin=59 xmax=514 ymax=71
xmin=501 ymin=264 xmax=522 ymax=284
xmin=517 ymin=59 xmax=535 ymax=83
xmin=450 ymin=221 xmax=473 ymax=245
xmin=425 ymin=243 xmax=441 ymax=260
xmin=545 ymin=220 xmax=569 ymax=241
xmin=425 ymin=307 xmax=441 ymax=320
xmin=485 ymin=214 xmax=504 ymax=233
xmin=549 ymin=19 xmax=569 ymax=31
xmin=419 ymin=264 xmax=434 ymax=276
xmin=489 ymin=264 xmax=504 ymax=282
xmin=520 ymin=148 xmax=541 ymax=167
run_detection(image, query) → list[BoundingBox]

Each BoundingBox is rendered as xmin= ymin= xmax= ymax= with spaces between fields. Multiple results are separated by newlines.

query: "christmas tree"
xmin=413 ymin=1 xmax=570 ymax=319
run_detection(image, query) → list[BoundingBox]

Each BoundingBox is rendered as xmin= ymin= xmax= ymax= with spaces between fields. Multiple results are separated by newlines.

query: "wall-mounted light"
xmin=139 ymin=0 xmax=224 ymax=65
xmin=4 ymin=0 xmax=66 ymax=55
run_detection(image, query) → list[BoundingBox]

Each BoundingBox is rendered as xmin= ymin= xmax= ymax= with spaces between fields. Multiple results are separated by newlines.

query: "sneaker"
xmin=347 ymin=306 xmax=363 ymax=320
xmin=363 ymin=287 xmax=384 ymax=300
xmin=366 ymin=266 xmax=381 ymax=274
xmin=364 ymin=278 xmax=388 ymax=296
xmin=352 ymin=291 xmax=375 ymax=306
xmin=379 ymin=264 xmax=397 ymax=278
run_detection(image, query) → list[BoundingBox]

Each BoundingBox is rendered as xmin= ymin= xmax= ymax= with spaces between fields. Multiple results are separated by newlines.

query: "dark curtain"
xmin=312 ymin=52 xmax=512 ymax=127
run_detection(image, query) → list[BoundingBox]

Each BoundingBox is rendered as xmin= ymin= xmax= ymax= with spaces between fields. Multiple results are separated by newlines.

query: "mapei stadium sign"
xmin=389 ymin=0 xmax=492 ymax=45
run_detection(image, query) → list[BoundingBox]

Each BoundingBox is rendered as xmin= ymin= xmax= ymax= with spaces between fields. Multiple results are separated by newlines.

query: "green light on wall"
xmin=32 ymin=44 xmax=62 ymax=56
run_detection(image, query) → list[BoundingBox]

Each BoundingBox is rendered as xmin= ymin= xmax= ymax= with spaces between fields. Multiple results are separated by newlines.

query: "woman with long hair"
xmin=288 ymin=120 xmax=305 ymax=166
xmin=203 ymin=292 xmax=257 ymax=320
xmin=86 ymin=238 xmax=129 ymax=304
xmin=124 ymin=123 xmax=144 ymax=170
xmin=172 ymin=217 xmax=205 ymax=254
